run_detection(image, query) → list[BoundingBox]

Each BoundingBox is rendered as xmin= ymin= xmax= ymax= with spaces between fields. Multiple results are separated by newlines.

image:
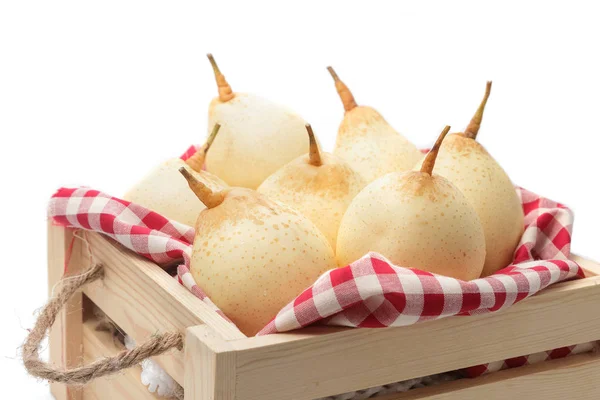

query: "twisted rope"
xmin=22 ymin=263 xmax=184 ymax=386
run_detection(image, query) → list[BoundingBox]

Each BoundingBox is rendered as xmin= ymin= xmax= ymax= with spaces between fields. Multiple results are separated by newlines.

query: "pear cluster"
xmin=124 ymin=56 xmax=524 ymax=335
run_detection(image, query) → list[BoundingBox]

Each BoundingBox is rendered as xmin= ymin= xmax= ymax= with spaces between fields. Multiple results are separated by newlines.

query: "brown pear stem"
xmin=305 ymin=124 xmax=322 ymax=166
xmin=178 ymin=167 xmax=225 ymax=208
xmin=327 ymin=66 xmax=358 ymax=112
xmin=464 ymin=81 xmax=492 ymax=140
xmin=186 ymin=124 xmax=221 ymax=172
xmin=421 ymin=126 xmax=451 ymax=176
xmin=207 ymin=54 xmax=234 ymax=102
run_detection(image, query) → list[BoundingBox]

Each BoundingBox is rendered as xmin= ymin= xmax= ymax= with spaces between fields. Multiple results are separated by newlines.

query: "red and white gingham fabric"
xmin=48 ymin=185 xmax=582 ymax=335
xmin=47 ymin=148 xmax=588 ymax=377
xmin=258 ymin=187 xmax=582 ymax=334
xmin=49 ymin=187 xmax=232 ymax=322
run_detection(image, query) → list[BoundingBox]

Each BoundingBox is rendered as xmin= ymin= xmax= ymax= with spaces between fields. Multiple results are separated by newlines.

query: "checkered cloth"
xmin=47 ymin=149 xmax=587 ymax=377
xmin=257 ymin=187 xmax=582 ymax=334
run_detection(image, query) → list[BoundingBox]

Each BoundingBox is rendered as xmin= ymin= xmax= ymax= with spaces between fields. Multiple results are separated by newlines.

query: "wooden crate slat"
xmin=48 ymin=224 xmax=84 ymax=400
xmin=81 ymin=318 xmax=163 ymax=399
xmin=50 ymin=224 xmax=600 ymax=399
xmin=85 ymin=231 xmax=244 ymax=339
xmin=572 ymin=254 xmax=600 ymax=276
xmin=184 ymin=325 xmax=237 ymax=400
xmin=225 ymin=274 xmax=600 ymax=400
xmin=379 ymin=352 xmax=600 ymax=400
xmin=82 ymin=231 xmax=245 ymax=386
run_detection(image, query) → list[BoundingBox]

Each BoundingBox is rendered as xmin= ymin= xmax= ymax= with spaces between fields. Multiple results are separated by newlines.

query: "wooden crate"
xmin=48 ymin=223 xmax=600 ymax=400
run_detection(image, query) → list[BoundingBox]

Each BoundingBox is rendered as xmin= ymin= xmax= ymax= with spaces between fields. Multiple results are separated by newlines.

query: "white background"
xmin=1 ymin=1 xmax=599 ymax=398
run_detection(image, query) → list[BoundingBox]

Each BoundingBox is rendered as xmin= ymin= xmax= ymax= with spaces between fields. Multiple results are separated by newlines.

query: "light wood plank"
xmin=185 ymin=325 xmax=237 ymax=400
xmin=81 ymin=232 xmax=245 ymax=386
xmin=81 ymin=317 xmax=162 ymax=399
xmin=227 ymin=274 xmax=600 ymax=400
xmin=48 ymin=223 xmax=83 ymax=400
xmin=572 ymin=253 xmax=600 ymax=276
xmin=380 ymin=352 xmax=600 ymax=399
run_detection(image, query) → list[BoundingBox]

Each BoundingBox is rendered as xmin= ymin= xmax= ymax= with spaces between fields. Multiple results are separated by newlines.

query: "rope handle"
xmin=22 ymin=263 xmax=184 ymax=386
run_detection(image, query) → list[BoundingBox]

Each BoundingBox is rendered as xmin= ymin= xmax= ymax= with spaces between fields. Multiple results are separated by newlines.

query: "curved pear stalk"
xmin=327 ymin=66 xmax=358 ymax=112
xmin=305 ymin=124 xmax=322 ymax=167
xmin=179 ymin=167 xmax=225 ymax=209
xmin=186 ymin=124 xmax=221 ymax=172
xmin=421 ymin=126 xmax=451 ymax=175
xmin=257 ymin=126 xmax=367 ymax=250
xmin=205 ymin=59 xmax=310 ymax=189
xmin=426 ymin=88 xmax=524 ymax=275
xmin=464 ymin=81 xmax=492 ymax=140
xmin=207 ymin=54 xmax=234 ymax=102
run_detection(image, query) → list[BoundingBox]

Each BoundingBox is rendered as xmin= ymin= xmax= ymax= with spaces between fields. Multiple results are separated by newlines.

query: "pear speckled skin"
xmin=336 ymin=171 xmax=486 ymax=280
xmin=124 ymin=159 xmax=227 ymax=227
xmin=326 ymin=66 xmax=422 ymax=184
xmin=206 ymin=93 xmax=309 ymax=189
xmin=334 ymin=106 xmax=422 ymax=183
xmin=257 ymin=152 xmax=367 ymax=250
xmin=190 ymin=188 xmax=337 ymax=336
xmin=416 ymin=134 xmax=524 ymax=276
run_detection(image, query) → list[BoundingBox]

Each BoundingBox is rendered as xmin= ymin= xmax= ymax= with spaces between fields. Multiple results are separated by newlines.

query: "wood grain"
xmin=380 ymin=352 xmax=600 ymax=399
xmin=225 ymin=273 xmax=600 ymax=400
xmin=81 ymin=318 xmax=163 ymax=399
xmin=48 ymin=223 xmax=83 ymax=400
xmin=185 ymin=325 xmax=237 ymax=400
xmin=81 ymin=232 xmax=244 ymax=385
xmin=49 ymin=228 xmax=600 ymax=400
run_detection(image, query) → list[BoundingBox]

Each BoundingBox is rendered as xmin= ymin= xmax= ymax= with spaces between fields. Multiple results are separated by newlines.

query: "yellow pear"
xmin=123 ymin=124 xmax=227 ymax=227
xmin=204 ymin=54 xmax=310 ymax=189
xmin=328 ymin=66 xmax=422 ymax=183
xmin=415 ymin=82 xmax=524 ymax=276
xmin=336 ymin=126 xmax=486 ymax=280
xmin=257 ymin=124 xmax=367 ymax=249
xmin=179 ymin=168 xmax=337 ymax=336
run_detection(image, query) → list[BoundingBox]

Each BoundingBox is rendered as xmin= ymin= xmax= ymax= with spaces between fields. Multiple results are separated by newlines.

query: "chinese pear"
xmin=123 ymin=124 xmax=227 ymax=227
xmin=416 ymin=82 xmax=524 ymax=276
xmin=328 ymin=66 xmax=422 ymax=183
xmin=258 ymin=124 xmax=367 ymax=249
xmin=179 ymin=168 xmax=337 ymax=336
xmin=204 ymin=54 xmax=310 ymax=189
xmin=336 ymin=126 xmax=486 ymax=280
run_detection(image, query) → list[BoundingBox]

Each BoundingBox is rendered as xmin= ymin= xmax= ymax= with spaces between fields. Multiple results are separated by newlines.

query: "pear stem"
xmin=464 ymin=81 xmax=492 ymax=140
xmin=207 ymin=53 xmax=234 ymax=102
xmin=305 ymin=124 xmax=322 ymax=166
xmin=186 ymin=124 xmax=221 ymax=172
xmin=421 ymin=126 xmax=451 ymax=176
xmin=327 ymin=66 xmax=358 ymax=112
xmin=179 ymin=167 xmax=225 ymax=208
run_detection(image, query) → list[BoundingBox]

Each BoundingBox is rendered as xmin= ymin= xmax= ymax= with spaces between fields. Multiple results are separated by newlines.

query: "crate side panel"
xmin=48 ymin=224 xmax=83 ymax=400
xmin=380 ymin=352 xmax=600 ymax=399
xmin=230 ymin=276 xmax=600 ymax=400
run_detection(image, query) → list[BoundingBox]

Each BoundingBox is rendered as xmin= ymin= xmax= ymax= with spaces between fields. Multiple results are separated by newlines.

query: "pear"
xmin=257 ymin=124 xmax=367 ymax=249
xmin=415 ymin=82 xmax=524 ymax=276
xmin=328 ymin=66 xmax=422 ymax=183
xmin=179 ymin=168 xmax=337 ymax=336
xmin=123 ymin=124 xmax=227 ymax=227
xmin=204 ymin=54 xmax=310 ymax=189
xmin=336 ymin=126 xmax=486 ymax=280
